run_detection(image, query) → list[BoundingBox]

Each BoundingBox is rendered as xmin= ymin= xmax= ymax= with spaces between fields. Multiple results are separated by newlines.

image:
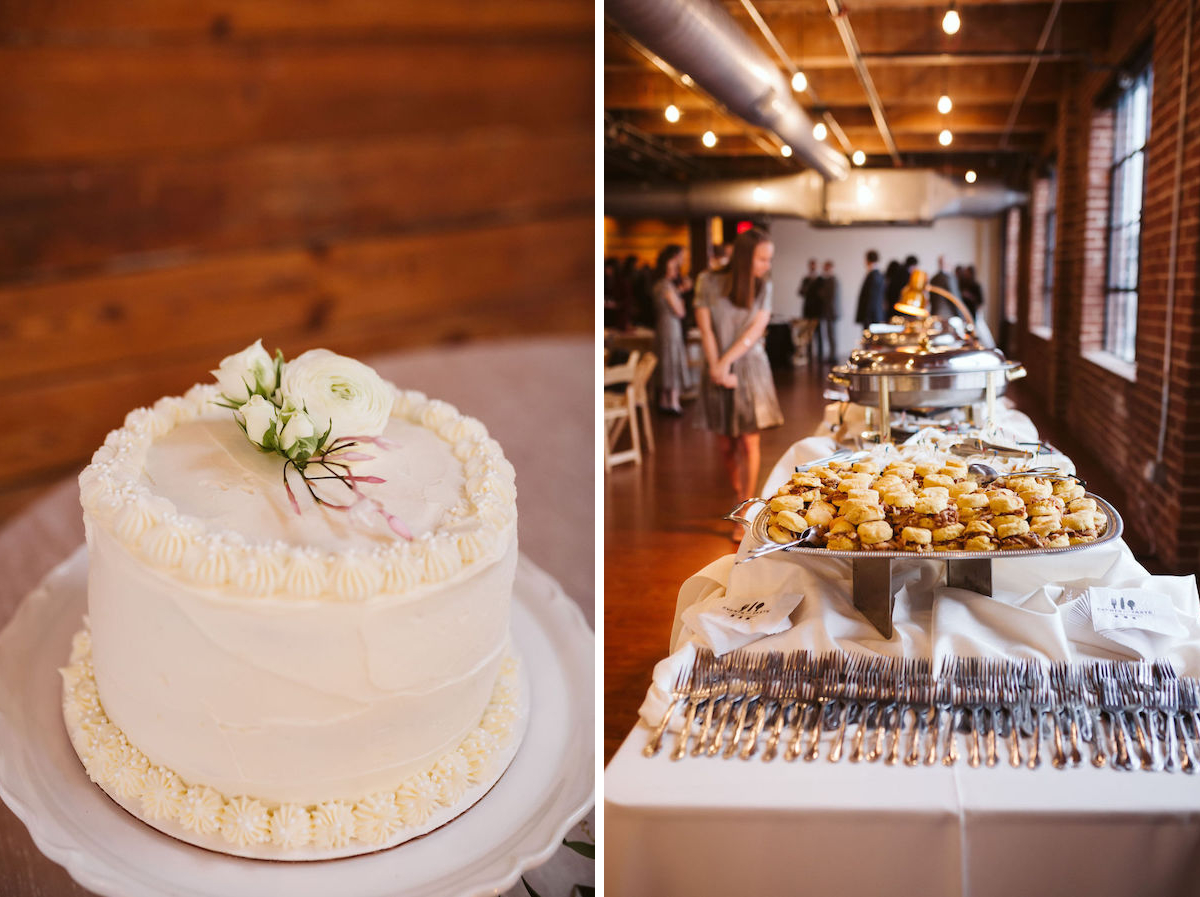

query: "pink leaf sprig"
xmin=280 ymin=438 xmax=412 ymax=540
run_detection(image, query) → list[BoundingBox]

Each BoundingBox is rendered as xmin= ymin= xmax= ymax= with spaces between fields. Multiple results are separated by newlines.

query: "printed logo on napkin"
xmin=680 ymin=590 xmax=804 ymax=655
xmin=1087 ymin=587 xmax=1188 ymax=637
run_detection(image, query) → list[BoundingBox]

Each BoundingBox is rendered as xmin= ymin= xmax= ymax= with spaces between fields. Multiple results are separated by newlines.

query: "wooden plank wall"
xmin=0 ymin=2 xmax=595 ymax=522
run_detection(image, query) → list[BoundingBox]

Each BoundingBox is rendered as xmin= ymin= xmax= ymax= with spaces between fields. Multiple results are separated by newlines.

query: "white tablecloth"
xmin=607 ymin=433 xmax=1200 ymax=897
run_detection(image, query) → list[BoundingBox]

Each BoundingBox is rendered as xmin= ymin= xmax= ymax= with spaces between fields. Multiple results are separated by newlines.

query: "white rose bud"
xmin=212 ymin=339 xmax=276 ymax=404
xmin=280 ymin=349 xmax=392 ymax=439
xmin=279 ymin=411 xmax=316 ymax=454
xmin=239 ymin=395 xmax=278 ymax=448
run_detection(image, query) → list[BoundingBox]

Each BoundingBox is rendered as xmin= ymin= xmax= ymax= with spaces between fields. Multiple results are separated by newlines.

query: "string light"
xmin=813 ymin=122 xmax=828 ymax=141
xmin=965 ymin=169 xmax=978 ymax=183
xmin=753 ymin=186 xmax=767 ymax=202
xmin=937 ymin=95 xmax=952 ymax=114
xmin=664 ymin=104 xmax=681 ymax=123
xmin=942 ymin=3 xmax=960 ymax=34
xmin=791 ymin=71 xmax=808 ymax=92
xmin=938 ymin=129 xmax=953 ymax=146
xmin=781 ymin=144 xmax=793 ymax=158
xmin=852 ymin=149 xmax=866 ymax=166
xmin=702 ymin=130 xmax=717 ymax=148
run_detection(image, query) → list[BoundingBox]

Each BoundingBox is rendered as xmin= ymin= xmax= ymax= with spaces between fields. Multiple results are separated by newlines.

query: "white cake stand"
xmin=0 ymin=548 xmax=594 ymax=897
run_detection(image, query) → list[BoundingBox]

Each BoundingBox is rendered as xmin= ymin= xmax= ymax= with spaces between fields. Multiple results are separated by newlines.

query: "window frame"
xmin=1101 ymin=58 xmax=1152 ymax=364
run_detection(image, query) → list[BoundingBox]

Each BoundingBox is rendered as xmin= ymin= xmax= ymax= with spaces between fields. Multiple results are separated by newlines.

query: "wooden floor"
xmin=602 ymin=361 xmax=1151 ymax=764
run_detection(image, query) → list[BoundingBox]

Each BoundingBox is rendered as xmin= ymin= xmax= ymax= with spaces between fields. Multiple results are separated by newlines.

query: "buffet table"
xmin=0 ymin=337 xmax=595 ymax=897
xmin=605 ymin=433 xmax=1200 ymax=897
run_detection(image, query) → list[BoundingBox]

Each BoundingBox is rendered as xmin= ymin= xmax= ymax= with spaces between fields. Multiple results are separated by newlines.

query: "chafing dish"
xmin=829 ymin=340 xmax=1026 ymax=442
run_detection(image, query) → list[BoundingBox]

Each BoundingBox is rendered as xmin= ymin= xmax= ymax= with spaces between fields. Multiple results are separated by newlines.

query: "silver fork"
xmin=740 ymin=654 xmax=782 ymax=760
xmin=1178 ymin=677 xmax=1200 ymax=768
xmin=928 ymin=658 xmax=952 ymax=766
xmin=1093 ymin=665 xmax=1132 ymax=770
xmin=870 ymin=661 xmax=900 ymax=763
xmin=905 ymin=659 xmax=933 ymax=766
xmin=724 ymin=654 xmax=767 ymax=759
xmin=1115 ymin=663 xmax=1156 ymax=770
xmin=941 ymin=659 xmax=962 ymax=767
xmin=982 ymin=660 xmax=1003 ymax=768
xmin=1025 ymin=663 xmax=1051 ymax=770
xmin=645 ymin=664 xmax=691 ymax=757
xmin=851 ymin=659 xmax=884 ymax=763
xmin=692 ymin=651 xmax=730 ymax=756
xmin=673 ymin=651 xmax=718 ymax=761
xmin=1001 ymin=662 xmax=1023 ymax=768
xmin=886 ymin=659 xmax=912 ymax=766
xmin=805 ymin=662 xmax=842 ymax=761
xmin=828 ymin=655 xmax=862 ymax=763
xmin=707 ymin=653 xmax=750 ymax=757
xmin=785 ymin=658 xmax=821 ymax=762
xmin=762 ymin=654 xmax=802 ymax=762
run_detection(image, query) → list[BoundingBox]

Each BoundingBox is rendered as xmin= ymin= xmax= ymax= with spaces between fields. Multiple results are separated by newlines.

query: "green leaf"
xmin=521 ymin=877 xmax=542 ymax=897
xmin=563 ymin=839 xmax=595 ymax=859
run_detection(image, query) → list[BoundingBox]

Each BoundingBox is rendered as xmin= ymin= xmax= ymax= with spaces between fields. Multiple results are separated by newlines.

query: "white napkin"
xmin=1058 ymin=581 xmax=1200 ymax=666
xmin=679 ymin=584 xmax=803 ymax=656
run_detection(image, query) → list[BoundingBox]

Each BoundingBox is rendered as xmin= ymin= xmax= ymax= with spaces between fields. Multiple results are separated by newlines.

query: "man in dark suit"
xmin=854 ymin=249 xmax=886 ymax=326
xmin=929 ymin=255 xmax=961 ymax=319
xmin=814 ymin=259 xmax=840 ymax=364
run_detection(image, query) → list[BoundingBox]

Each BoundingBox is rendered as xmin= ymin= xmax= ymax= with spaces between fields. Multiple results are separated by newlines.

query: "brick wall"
xmin=1015 ymin=0 xmax=1200 ymax=570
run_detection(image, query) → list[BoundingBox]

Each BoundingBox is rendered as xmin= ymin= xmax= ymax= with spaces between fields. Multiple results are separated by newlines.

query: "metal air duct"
xmin=606 ymin=0 xmax=851 ymax=181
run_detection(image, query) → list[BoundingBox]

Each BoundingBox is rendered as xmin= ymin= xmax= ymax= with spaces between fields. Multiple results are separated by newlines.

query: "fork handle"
xmin=1176 ymin=716 xmax=1193 ymax=774
xmin=671 ymin=700 xmax=700 ymax=761
xmin=885 ymin=707 xmax=903 ymax=766
xmin=1130 ymin=713 xmax=1155 ymax=770
xmin=1006 ymin=709 xmax=1022 ymax=767
xmin=869 ymin=706 xmax=890 ymax=762
xmin=966 ymin=710 xmax=981 ymax=768
xmin=804 ymin=701 xmax=826 ymax=761
xmin=1051 ymin=713 xmax=1066 ymax=769
xmin=708 ymin=701 xmax=735 ymax=757
xmin=740 ymin=702 xmax=769 ymax=760
xmin=1067 ymin=713 xmax=1082 ymax=766
xmin=785 ymin=704 xmax=812 ymax=762
xmin=693 ymin=698 xmax=719 ymax=756
xmin=905 ymin=708 xmax=924 ymax=766
xmin=1027 ymin=710 xmax=1042 ymax=769
xmin=924 ymin=707 xmax=940 ymax=766
xmin=724 ymin=699 xmax=753 ymax=759
xmin=762 ymin=703 xmax=788 ymax=762
xmin=850 ymin=706 xmax=871 ymax=763
xmin=643 ymin=697 xmax=680 ymax=758
xmin=1110 ymin=712 xmax=1132 ymax=770
xmin=942 ymin=708 xmax=959 ymax=766
xmin=828 ymin=702 xmax=851 ymax=763
xmin=984 ymin=713 xmax=998 ymax=768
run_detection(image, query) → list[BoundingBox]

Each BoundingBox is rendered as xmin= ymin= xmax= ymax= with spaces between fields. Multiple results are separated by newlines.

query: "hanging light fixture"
xmin=813 ymin=121 xmax=828 ymax=141
xmin=938 ymin=129 xmax=953 ymax=146
xmin=852 ymin=149 xmax=866 ymax=166
xmin=791 ymin=71 xmax=808 ymax=93
xmin=942 ymin=2 xmax=961 ymax=34
xmin=781 ymin=144 xmax=793 ymax=158
xmin=937 ymin=94 xmax=953 ymax=114
xmin=702 ymin=130 xmax=717 ymax=148
xmin=965 ymin=169 xmax=978 ymax=183
xmin=664 ymin=104 xmax=681 ymax=123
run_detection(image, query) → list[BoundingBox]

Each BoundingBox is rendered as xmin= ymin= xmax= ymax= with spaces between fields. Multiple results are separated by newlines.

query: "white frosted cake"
xmin=60 ymin=342 xmax=524 ymax=857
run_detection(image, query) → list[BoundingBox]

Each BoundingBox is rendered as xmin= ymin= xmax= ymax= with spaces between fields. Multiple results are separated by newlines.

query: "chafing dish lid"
xmin=840 ymin=343 xmax=1015 ymax=375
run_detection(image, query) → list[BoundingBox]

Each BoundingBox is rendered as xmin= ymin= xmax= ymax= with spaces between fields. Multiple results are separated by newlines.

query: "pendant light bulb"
xmin=791 ymin=70 xmax=808 ymax=93
xmin=852 ymin=149 xmax=866 ymax=166
xmin=965 ymin=169 xmax=978 ymax=184
xmin=937 ymin=94 xmax=952 ymax=114
xmin=664 ymin=104 xmax=681 ymax=123
xmin=813 ymin=122 xmax=828 ymax=141
xmin=942 ymin=4 xmax=961 ymax=35
xmin=938 ymin=129 xmax=953 ymax=146
xmin=781 ymin=144 xmax=793 ymax=158
xmin=702 ymin=130 xmax=717 ymax=148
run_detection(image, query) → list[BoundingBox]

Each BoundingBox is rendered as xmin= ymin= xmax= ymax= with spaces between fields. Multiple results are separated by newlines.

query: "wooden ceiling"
xmin=605 ymin=0 xmax=1124 ymax=185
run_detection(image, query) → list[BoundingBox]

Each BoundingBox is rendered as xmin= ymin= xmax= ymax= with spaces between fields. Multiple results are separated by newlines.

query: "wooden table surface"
xmin=0 ymin=336 xmax=595 ymax=897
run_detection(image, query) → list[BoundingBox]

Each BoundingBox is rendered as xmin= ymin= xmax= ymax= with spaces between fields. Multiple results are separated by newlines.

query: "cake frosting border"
xmin=77 ymin=383 xmax=518 ymax=602
xmin=60 ymin=626 xmax=524 ymax=853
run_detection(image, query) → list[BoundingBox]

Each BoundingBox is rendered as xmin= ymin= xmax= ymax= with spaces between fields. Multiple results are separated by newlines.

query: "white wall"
xmin=765 ymin=216 xmax=1004 ymax=358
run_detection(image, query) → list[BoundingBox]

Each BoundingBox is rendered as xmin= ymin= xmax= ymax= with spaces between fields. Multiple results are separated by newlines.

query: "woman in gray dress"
xmin=694 ymin=228 xmax=784 ymax=541
xmin=652 ymin=244 xmax=693 ymax=415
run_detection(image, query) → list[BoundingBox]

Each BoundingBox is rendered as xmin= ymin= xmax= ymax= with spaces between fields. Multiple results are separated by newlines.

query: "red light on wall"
xmin=736 ymin=220 xmax=754 ymax=234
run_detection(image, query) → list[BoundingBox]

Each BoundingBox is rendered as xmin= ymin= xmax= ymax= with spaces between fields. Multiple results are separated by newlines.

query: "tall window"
xmin=1104 ymin=62 xmax=1152 ymax=362
xmin=1041 ymin=168 xmax=1057 ymax=332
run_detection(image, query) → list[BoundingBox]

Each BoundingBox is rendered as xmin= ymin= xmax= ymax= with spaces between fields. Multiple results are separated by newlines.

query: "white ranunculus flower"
xmin=279 ymin=411 xmax=315 ymax=453
xmin=280 ymin=349 xmax=392 ymax=439
xmin=213 ymin=339 xmax=276 ymax=403
xmin=239 ymin=395 xmax=278 ymax=447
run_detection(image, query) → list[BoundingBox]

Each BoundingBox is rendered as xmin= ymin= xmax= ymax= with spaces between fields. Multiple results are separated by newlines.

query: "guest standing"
xmin=814 ymin=260 xmax=841 ymax=363
xmin=960 ymin=265 xmax=984 ymax=316
xmin=854 ymin=249 xmax=887 ymax=326
xmin=798 ymin=259 xmax=821 ymax=364
xmin=652 ymin=244 xmax=693 ymax=415
xmin=695 ymin=228 xmax=784 ymax=541
xmin=929 ymin=255 xmax=961 ymax=319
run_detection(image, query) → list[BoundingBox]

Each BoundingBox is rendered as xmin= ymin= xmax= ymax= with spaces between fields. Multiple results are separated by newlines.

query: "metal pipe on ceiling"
xmin=605 ymin=0 xmax=850 ymax=181
xmin=825 ymin=0 xmax=902 ymax=166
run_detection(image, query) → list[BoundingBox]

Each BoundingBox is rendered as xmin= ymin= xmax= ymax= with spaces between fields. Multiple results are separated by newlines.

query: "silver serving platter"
xmin=746 ymin=492 xmax=1123 ymax=561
